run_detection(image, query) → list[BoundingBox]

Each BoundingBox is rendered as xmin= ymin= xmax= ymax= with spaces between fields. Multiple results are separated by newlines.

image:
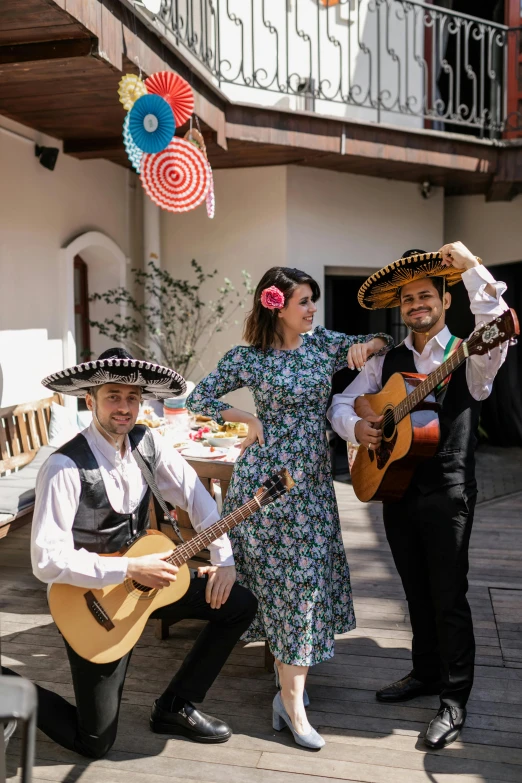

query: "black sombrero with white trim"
xmin=42 ymin=347 xmax=186 ymax=400
xmin=357 ymin=250 xmax=471 ymax=310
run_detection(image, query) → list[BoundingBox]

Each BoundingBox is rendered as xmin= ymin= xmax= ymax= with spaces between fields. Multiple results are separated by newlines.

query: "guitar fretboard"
xmin=167 ymin=496 xmax=266 ymax=567
xmin=393 ymin=343 xmax=467 ymax=423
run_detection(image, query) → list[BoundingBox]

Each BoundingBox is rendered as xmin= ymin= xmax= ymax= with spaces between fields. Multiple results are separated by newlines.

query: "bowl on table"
xmin=205 ymin=435 xmax=239 ymax=448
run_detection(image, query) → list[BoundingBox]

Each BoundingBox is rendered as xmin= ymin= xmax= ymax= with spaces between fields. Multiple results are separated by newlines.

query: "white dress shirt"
xmin=31 ymin=422 xmax=234 ymax=588
xmin=327 ymin=265 xmax=509 ymax=445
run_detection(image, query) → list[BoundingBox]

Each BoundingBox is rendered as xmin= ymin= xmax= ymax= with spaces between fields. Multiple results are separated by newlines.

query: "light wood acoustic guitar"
xmin=49 ymin=468 xmax=295 ymax=663
xmin=350 ymin=309 xmax=519 ymax=503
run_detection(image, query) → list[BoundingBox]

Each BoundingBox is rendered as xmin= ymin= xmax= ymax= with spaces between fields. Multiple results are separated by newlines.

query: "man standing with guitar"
xmin=328 ymin=242 xmax=510 ymax=749
xmin=2 ymin=348 xmax=258 ymax=757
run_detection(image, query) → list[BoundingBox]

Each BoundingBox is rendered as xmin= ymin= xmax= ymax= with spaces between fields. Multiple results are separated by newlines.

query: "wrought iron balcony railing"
xmin=151 ymin=0 xmax=521 ymax=137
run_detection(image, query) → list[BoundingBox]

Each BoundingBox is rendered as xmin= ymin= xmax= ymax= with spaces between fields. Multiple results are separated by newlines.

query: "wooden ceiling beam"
xmin=0 ymin=38 xmax=94 ymax=65
xmin=63 ymin=138 xmax=123 ymax=157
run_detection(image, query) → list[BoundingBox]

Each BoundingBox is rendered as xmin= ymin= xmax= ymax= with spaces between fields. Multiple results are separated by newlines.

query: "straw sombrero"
xmin=357 ymin=251 xmax=469 ymax=310
xmin=42 ymin=347 xmax=186 ymax=400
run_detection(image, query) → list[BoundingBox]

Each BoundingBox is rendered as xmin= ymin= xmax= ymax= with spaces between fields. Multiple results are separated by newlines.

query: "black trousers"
xmin=32 ymin=575 xmax=257 ymax=758
xmin=383 ymin=482 xmax=477 ymax=709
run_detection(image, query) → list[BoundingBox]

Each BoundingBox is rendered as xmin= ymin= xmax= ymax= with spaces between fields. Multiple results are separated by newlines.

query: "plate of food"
xmin=180 ymin=446 xmax=228 ymax=460
xmin=173 ymin=441 xmax=191 ymax=452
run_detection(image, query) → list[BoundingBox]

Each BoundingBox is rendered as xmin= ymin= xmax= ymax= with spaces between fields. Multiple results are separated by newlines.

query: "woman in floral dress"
xmin=187 ymin=267 xmax=391 ymax=748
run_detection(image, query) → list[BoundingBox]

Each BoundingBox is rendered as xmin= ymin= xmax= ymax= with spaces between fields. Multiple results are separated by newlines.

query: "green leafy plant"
xmin=89 ymin=259 xmax=254 ymax=379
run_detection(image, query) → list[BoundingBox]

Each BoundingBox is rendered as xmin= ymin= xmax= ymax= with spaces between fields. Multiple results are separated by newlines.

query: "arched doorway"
xmin=60 ymin=231 xmax=128 ymax=396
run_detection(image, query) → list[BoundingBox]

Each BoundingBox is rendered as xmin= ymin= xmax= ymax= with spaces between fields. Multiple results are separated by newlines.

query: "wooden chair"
xmin=0 ymin=394 xmax=62 ymax=475
xmin=0 ymin=394 xmax=63 ymax=537
xmin=152 ymin=457 xmax=274 ymax=671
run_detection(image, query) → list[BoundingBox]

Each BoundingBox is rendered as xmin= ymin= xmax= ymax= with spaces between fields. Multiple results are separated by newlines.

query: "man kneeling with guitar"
xmin=328 ymin=242 xmax=513 ymax=749
xmin=3 ymin=349 xmax=262 ymax=757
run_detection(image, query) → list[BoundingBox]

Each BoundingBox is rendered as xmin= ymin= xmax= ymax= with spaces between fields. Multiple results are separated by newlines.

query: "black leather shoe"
xmin=150 ymin=700 xmax=232 ymax=743
xmin=376 ymin=675 xmax=441 ymax=703
xmin=424 ymin=706 xmax=466 ymax=749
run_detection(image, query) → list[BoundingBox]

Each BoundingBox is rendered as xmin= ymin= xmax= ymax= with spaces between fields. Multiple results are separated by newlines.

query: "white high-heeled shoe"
xmin=272 ymin=692 xmax=325 ymax=749
xmin=274 ymin=662 xmax=310 ymax=707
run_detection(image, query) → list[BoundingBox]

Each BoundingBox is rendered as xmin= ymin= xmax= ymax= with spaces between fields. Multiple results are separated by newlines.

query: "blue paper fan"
xmin=128 ymin=94 xmax=175 ymax=154
xmin=123 ymin=114 xmax=143 ymax=173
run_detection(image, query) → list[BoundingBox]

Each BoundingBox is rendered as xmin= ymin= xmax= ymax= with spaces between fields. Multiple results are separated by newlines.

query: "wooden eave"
xmin=1 ymin=0 xmax=521 ymax=201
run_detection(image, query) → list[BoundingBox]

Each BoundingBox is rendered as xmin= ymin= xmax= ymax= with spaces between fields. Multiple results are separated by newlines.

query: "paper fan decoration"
xmin=184 ymin=128 xmax=206 ymax=153
xmin=206 ymin=163 xmax=215 ymax=219
xmin=128 ymin=94 xmax=175 ymax=153
xmin=123 ymin=114 xmax=143 ymax=173
xmin=140 ymin=137 xmax=210 ymax=213
xmin=118 ymin=74 xmax=148 ymax=111
xmin=145 ymin=72 xmax=194 ymax=127
xmin=184 ymin=129 xmax=215 ymax=219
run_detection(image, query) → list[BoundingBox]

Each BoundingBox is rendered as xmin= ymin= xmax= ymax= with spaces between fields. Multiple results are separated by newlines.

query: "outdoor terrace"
xmin=3 ymin=450 xmax=522 ymax=783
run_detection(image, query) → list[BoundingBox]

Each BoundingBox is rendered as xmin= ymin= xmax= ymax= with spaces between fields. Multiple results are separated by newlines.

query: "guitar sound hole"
xmin=132 ymin=581 xmax=153 ymax=593
xmin=382 ymin=409 xmax=396 ymax=441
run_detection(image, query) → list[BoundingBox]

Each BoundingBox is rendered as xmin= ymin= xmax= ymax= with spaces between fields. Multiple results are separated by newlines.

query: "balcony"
xmin=139 ymin=0 xmax=522 ymax=137
xmin=1 ymin=0 xmax=522 ymax=198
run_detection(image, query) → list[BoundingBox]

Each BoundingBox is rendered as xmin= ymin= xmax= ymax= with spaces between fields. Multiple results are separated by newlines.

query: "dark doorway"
xmin=325 ymin=274 xmax=407 ymax=401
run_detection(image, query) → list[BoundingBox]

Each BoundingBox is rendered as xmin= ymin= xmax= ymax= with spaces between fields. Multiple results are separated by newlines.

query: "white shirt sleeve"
xmin=327 ymin=355 xmax=386 ymax=444
xmin=153 ymin=433 xmax=235 ymax=567
xmin=31 ymin=455 xmax=129 ymax=587
xmin=462 ymin=265 xmax=509 ymax=401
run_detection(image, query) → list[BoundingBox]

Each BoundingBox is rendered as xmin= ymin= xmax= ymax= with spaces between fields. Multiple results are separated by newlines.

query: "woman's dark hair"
xmin=243 ymin=267 xmax=320 ymax=350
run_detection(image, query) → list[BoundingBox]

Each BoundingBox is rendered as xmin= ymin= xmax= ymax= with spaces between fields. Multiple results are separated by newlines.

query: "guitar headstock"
xmin=466 ymin=308 xmax=519 ymax=356
xmin=257 ymin=468 xmax=295 ymax=506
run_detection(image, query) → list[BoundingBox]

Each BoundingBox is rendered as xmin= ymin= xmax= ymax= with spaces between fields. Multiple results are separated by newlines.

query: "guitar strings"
xmin=376 ymin=344 xmax=467 ymax=433
xmin=130 ymin=480 xmax=287 ymax=592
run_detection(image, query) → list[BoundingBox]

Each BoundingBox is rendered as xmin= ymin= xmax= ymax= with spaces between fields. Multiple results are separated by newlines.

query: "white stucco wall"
xmin=287 ymin=166 xmax=444 ymax=326
xmin=160 ymin=166 xmax=287 ymax=412
xmin=0 ymin=116 xmax=134 ymax=406
xmin=444 ymin=194 xmax=522 ymax=266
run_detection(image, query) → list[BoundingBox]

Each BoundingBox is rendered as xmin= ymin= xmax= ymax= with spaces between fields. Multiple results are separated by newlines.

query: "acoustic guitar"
xmin=350 ymin=309 xmax=519 ymax=503
xmin=48 ymin=468 xmax=295 ymax=663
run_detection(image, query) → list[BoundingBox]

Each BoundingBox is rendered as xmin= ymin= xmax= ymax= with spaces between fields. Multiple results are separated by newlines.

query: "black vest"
xmin=56 ymin=425 xmax=157 ymax=553
xmin=382 ymin=342 xmax=481 ymax=493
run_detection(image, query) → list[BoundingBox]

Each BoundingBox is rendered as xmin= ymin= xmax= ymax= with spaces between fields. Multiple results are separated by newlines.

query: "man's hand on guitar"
xmin=126 ymin=551 xmax=179 ymax=589
xmin=198 ymin=565 xmax=237 ymax=609
xmin=354 ymin=415 xmax=384 ymax=450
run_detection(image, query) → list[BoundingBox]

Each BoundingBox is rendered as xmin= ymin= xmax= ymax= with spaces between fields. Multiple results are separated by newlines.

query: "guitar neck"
xmin=394 ymin=341 xmax=468 ymax=423
xmin=166 ymin=496 xmax=261 ymax=567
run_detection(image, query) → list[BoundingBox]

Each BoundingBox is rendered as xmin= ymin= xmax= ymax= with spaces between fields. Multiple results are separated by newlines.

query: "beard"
xmin=94 ymin=408 xmax=136 ymax=437
xmin=402 ymin=308 xmax=441 ymax=333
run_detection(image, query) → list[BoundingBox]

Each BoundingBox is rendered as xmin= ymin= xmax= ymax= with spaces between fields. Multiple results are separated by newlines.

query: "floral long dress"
xmin=187 ymin=326 xmax=388 ymax=666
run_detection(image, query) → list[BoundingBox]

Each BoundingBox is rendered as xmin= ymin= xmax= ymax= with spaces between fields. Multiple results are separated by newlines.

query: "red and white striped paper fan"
xmin=140 ymin=138 xmax=210 ymax=212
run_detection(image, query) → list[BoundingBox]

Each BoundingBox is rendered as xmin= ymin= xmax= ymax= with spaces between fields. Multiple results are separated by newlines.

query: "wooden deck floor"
xmin=2 ymin=485 xmax=522 ymax=783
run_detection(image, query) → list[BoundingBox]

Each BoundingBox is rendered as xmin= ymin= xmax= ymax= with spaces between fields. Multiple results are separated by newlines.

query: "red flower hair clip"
xmin=260 ymin=286 xmax=285 ymax=310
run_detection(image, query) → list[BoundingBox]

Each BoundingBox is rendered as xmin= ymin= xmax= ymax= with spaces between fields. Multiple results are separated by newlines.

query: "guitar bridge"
xmin=84 ymin=590 xmax=115 ymax=631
